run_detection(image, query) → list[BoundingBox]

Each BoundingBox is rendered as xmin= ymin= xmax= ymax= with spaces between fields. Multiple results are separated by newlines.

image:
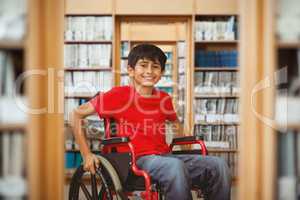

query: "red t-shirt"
xmin=89 ymin=85 xmax=177 ymax=157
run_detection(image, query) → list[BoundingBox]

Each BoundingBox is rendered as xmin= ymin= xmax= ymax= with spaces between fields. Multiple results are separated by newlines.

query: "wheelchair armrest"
xmin=101 ymin=137 xmax=130 ymax=146
xmin=170 ymin=135 xmax=207 ymax=156
xmin=171 ymin=135 xmax=204 ymax=144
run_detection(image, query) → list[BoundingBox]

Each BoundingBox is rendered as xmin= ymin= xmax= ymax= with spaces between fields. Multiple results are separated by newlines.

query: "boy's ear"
xmin=127 ymin=66 xmax=134 ymax=77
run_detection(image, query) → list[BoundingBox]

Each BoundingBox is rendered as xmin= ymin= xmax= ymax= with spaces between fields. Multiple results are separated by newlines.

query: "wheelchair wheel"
xmin=69 ymin=156 xmax=127 ymax=200
xmin=68 ymin=165 xmax=113 ymax=200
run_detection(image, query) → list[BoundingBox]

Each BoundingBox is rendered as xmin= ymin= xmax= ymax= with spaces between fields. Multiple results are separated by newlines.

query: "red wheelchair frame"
xmin=99 ymin=118 xmax=208 ymax=200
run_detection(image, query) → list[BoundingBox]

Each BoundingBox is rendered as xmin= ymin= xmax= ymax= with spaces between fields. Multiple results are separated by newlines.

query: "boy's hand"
xmin=83 ymin=153 xmax=100 ymax=174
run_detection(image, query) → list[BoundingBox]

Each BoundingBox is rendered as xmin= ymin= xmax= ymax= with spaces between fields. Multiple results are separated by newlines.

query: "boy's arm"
xmin=70 ymin=102 xmax=99 ymax=173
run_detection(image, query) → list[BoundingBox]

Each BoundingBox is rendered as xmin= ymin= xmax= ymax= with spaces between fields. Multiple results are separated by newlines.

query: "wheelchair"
xmin=68 ymin=117 xmax=208 ymax=200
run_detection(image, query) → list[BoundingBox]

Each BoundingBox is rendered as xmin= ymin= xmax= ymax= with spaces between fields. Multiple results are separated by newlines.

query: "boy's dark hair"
xmin=127 ymin=44 xmax=167 ymax=71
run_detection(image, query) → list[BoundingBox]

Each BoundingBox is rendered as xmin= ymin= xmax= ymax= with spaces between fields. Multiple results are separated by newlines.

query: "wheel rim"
xmin=69 ymin=166 xmax=113 ymax=200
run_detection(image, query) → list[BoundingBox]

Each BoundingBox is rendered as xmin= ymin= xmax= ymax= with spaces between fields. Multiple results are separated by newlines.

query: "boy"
xmin=70 ymin=44 xmax=231 ymax=200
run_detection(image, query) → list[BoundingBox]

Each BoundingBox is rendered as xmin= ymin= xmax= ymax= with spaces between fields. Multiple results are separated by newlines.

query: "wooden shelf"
xmin=64 ymin=67 xmax=111 ymax=71
xmin=0 ymin=123 xmax=26 ymax=131
xmin=194 ymin=122 xmax=239 ymax=126
xmin=195 ymin=67 xmax=239 ymax=71
xmin=65 ymin=14 xmax=112 ymax=17
xmin=276 ymin=123 xmax=300 ymax=131
xmin=65 ymin=93 xmax=94 ymax=98
xmin=64 ymin=40 xmax=112 ymax=44
xmin=277 ymin=41 xmax=300 ymax=49
xmin=194 ymin=94 xmax=239 ymax=98
xmin=195 ymin=40 xmax=238 ymax=44
xmin=0 ymin=40 xmax=24 ymax=50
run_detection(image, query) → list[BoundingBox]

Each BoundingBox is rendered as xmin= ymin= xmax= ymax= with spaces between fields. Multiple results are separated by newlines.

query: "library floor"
xmin=64 ymin=184 xmax=237 ymax=199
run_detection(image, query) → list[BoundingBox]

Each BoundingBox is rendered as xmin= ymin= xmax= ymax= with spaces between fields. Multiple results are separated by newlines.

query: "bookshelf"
xmin=63 ymin=14 xmax=114 ymax=177
xmin=0 ymin=40 xmax=25 ymax=50
xmin=275 ymin=0 xmax=300 ymax=198
xmin=237 ymin=0 xmax=300 ymax=199
xmin=63 ymin=0 xmax=240 ymax=192
xmin=192 ymin=15 xmax=239 ymax=179
xmin=115 ymin=16 xmax=191 ymax=140
xmin=0 ymin=0 xmax=64 ymax=199
xmin=0 ymin=0 xmax=28 ymax=199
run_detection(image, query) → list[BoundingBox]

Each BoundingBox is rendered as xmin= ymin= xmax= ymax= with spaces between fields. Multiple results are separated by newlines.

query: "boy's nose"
xmin=145 ymin=65 xmax=153 ymax=73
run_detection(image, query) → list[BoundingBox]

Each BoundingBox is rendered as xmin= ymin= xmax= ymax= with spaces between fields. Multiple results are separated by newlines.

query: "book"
xmin=65 ymin=16 xmax=112 ymax=41
xmin=64 ymin=44 xmax=112 ymax=68
xmin=194 ymin=16 xmax=237 ymax=42
xmin=218 ymin=72 xmax=232 ymax=94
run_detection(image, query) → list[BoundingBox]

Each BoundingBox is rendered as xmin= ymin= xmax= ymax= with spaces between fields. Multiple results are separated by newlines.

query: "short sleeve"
xmin=161 ymin=94 xmax=177 ymax=121
xmin=89 ymin=88 xmax=120 ymax=118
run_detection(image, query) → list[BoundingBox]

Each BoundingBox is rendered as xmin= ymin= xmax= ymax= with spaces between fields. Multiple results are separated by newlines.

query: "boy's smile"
xmin=127 ymin=58 xmax=163 ymax=90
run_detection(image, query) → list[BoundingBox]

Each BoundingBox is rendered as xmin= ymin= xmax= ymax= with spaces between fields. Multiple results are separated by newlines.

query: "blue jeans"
xmin=136 ymin=154 xmax=231 ymax=200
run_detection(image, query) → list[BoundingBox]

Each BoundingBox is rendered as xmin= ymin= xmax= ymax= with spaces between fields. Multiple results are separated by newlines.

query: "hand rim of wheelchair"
xmin=69 ymin=155 xmax=127 ymax=200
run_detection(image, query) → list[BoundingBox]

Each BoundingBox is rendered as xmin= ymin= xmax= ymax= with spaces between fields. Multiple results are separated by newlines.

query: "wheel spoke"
xmin=91 ymin=174 xmax=98 ymax=199
xmin=79 ymin=181 xmax=93 ymax=200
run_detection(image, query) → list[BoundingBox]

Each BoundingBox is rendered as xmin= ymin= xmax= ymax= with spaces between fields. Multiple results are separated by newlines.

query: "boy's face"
xmin=127 ymin=58 xmax=163 ymax=88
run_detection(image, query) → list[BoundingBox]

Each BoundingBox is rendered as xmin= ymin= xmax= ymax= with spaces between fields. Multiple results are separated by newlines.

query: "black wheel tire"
xmin=68 ymin=165 xmax=114 ymax=200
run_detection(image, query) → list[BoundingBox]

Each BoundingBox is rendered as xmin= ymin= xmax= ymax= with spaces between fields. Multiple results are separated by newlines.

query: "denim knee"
xmin=165 ymin=158 xmax=189 ymax=181
xmin=210 ymin=157 xmax=231 ymax=180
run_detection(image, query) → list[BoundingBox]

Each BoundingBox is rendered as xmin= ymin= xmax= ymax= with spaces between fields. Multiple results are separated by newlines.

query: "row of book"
xmin=64 ymin=44 xmax=112 ymax=67
xmin=65 ymin=152 xmax=83 ymax=169
xmin=65 ymin=137 xmax=102 ymax=152
xmin=65 ymin=114 xmax=104 ymax=141
xmin=194 ymin=71 xmax=239 ymax=95
xmin=121 ymin=42 xmax=130 ymax=58
xmin=194 ymin=16 xmax=237 ymax=41
xmin=0 ymin=0 xmax=26 ymax=41
xmin=156 ymin=76 xmax=173 ymax=88
xmin=276 ymin=49 xmax=300 ymax=127
xmin=64 ymin=71 xmax=113 ymax=95
xmin=276 ymin=0 xmax=300 ymax=42
xmin=0 ymin=51 xmax=24 ymax=96
xmin=0 ymin=96 xmax=27 ymax=125
xmin=0 ymin=51 xmax=27 ymax=125
xmin=194 ymin=125 xmax=238 ymax=149
xmin=0 ymin=131 xmax=26 ymax=197
xmin=194 ymin=98 xmax=239 ymax=123
xmin=177 ymin=41 xmax=186 ymax=58
xmin=64 ymin=98 xmax=99 ymax=121
xmin=64 ymin=16 xmax=113 ymax=41
xmin=120 ymin=75 xmax=131 ymax=86
xmin=195 ymin=50 xmax=238 ymax=67
xmin=176 ymin=99 xmax=185 ymax=123
xmin=177 ymin=42 xmax=187 ymax=122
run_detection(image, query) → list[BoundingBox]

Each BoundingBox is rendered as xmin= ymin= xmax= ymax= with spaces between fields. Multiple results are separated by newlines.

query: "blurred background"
xmin=0 ymin=0 xmax=299 ymax=199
